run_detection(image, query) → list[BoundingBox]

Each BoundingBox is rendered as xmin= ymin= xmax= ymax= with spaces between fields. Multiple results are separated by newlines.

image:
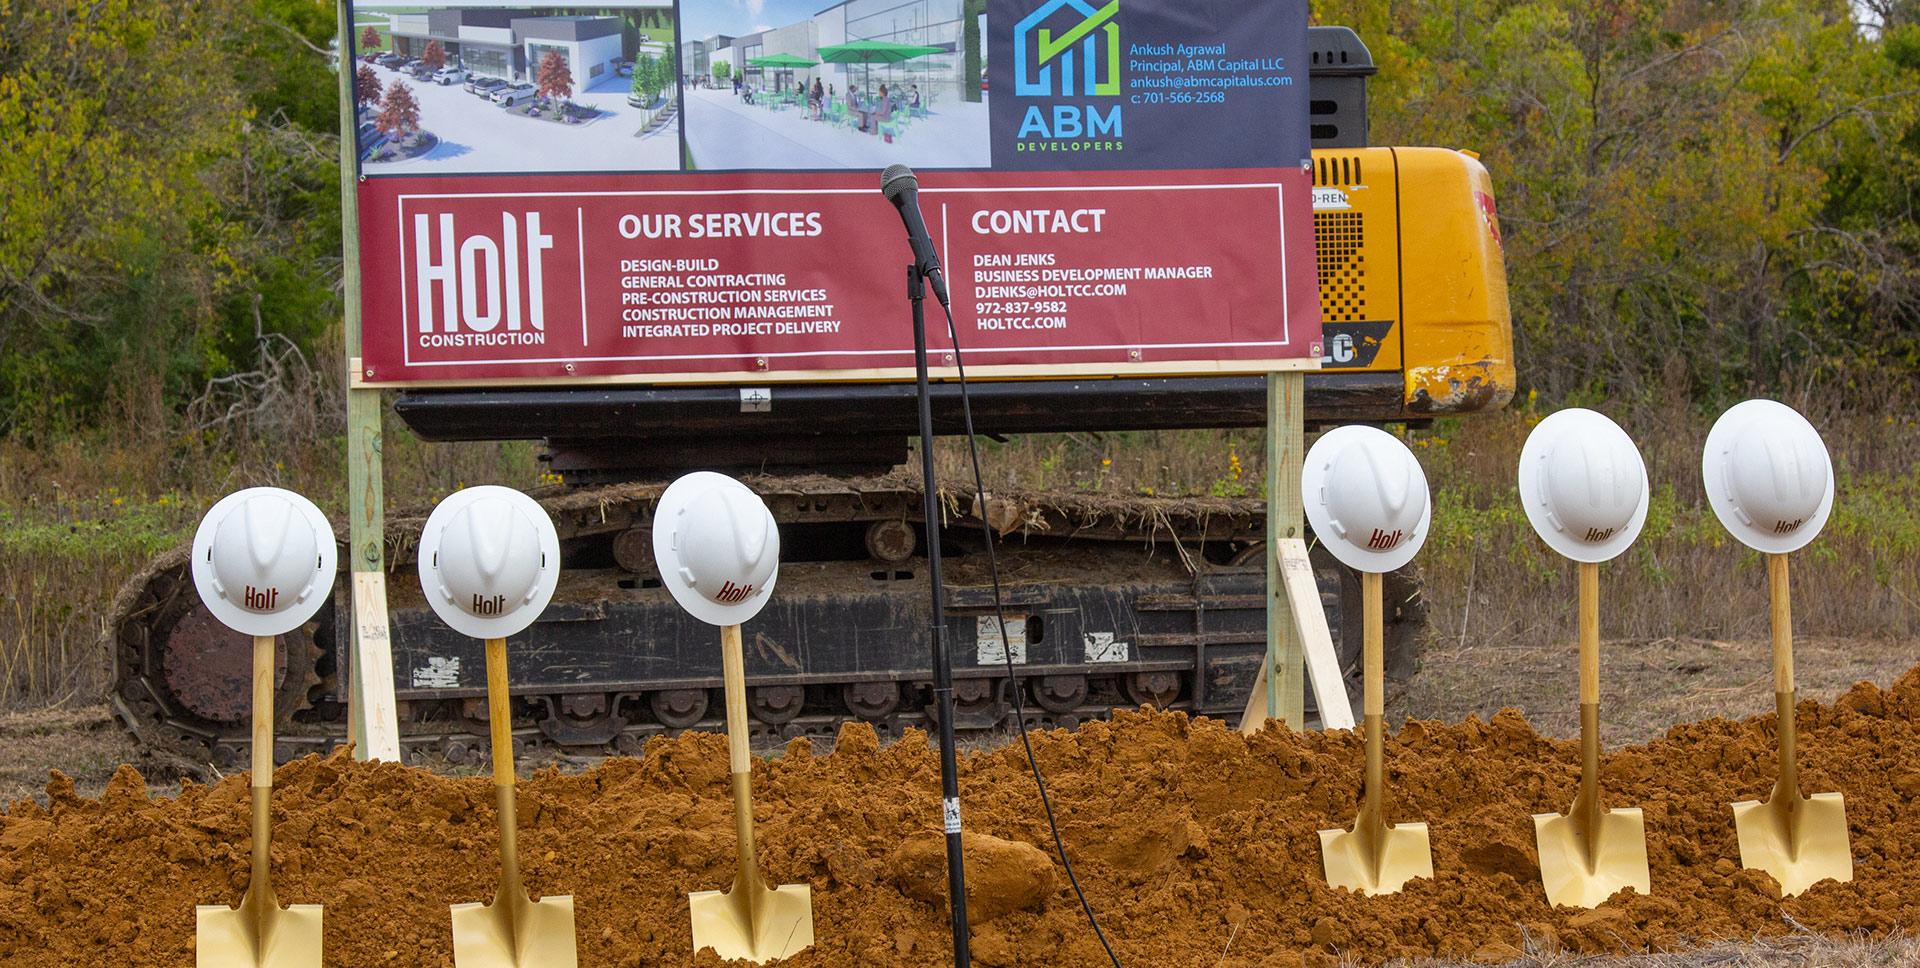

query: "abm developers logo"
xmin=1013 ymin=0 xmax=1122 ymax=150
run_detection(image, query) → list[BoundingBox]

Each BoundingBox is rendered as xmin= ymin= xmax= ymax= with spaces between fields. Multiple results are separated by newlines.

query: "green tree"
xmin=714 ymin=60 xmax=731 ymax=81
xmin=1311 ymin=0 xmax=1920 ymax=402
xmin=963 ymin=0 xmax=985 ymax=102
xmin=630 ymin=55 xmax=657 ymax=106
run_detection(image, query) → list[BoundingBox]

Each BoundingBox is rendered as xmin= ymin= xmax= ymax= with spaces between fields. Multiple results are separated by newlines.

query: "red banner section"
xmin=356 ymin=169 xmax=1318 ymax=385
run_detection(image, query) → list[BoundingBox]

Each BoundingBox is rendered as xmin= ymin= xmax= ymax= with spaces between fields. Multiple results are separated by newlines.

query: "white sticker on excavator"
xmin=976 ymin=615 xmax=1026 ymax=664
xmin=1084 ymin=632 xmax=1129 ymax=663
xmin=412 ymin=656 xmax=461 ymax=688
xmin=1312 ymin=187 xmax=1352 ymax=210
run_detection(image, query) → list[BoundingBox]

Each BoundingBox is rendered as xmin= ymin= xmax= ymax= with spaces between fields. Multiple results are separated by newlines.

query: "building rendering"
xmin=382 ymin=8 xmax=643 ymax=98
xmin=682 ymin=0 xmax=969 ymax=99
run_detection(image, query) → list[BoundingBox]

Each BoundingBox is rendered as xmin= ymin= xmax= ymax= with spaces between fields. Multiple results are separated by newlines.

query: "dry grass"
xmin=0 ymin=352 xmax=545 ymax=711
xmin=4 ymin=351 xmax=1919 ymax=715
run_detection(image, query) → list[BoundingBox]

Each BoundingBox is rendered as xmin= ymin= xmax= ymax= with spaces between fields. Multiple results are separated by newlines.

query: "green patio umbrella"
xmin=747 ymin=53 xmax=821 ymax=67
xmin=748 ymin=52 xmax=821 ymax=93
xmin=815 ymin=40 xmax=944 ymax=101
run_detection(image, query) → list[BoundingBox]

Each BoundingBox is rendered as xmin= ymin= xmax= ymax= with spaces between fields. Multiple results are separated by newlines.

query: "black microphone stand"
xmin=908 ymin=261 xmax=971 ymax=968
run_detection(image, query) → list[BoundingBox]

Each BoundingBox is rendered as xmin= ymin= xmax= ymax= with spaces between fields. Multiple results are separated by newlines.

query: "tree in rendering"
xmin=536 ymin=48 xmax=573 ymax=106
xmin=375 ymin=79 xmax=420 ymax=140
xmin=355 ymin=64 xmax=382 ymax=107
xmin=963 ymin=0 xmax=984 ymax=102
xmin=629 ymin=55 xmax=655 ymax=107
xmin=422 ymin=39 xmax=446 ymax=71
xmin=713 ymin=60 xmax=730 ymax=82
xmin=359 ymin=25 xmax=379 ymax=52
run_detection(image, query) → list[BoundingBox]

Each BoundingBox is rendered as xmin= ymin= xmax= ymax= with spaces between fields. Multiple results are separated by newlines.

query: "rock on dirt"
xmin=890 ymin=830 xmax=1059 ymax=923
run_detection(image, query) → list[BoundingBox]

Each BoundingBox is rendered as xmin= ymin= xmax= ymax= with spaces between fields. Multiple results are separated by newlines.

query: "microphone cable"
xmin=931 ymin=284 xmax=1126 ymax=968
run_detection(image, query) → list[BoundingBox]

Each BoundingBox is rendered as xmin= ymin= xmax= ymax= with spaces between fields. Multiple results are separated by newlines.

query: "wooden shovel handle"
xmin=722 ymin=625 xmax=753 ymax=777
xmin=486 ymin=638 xmax=515 ymax=786
xmin=250 ymin=635 xmax=276 ymax=903
xmin=721 ymin=624 xmax=763 ymax=889
xmin=1768 ymin=554 xmax=1793 ymax=694
xmin=252 ymin=635 xmax=276 ymax=788
xmin=1578 ymin=562 xmax=1599 ymax=705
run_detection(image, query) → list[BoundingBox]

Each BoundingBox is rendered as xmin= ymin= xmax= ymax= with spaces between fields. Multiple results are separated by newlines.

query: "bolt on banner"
xmin=350 ymin=0 xmax=1318 ymax=386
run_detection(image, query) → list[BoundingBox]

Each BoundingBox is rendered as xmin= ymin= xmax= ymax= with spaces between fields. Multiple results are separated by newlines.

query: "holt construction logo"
xmin=1365 ymin=528 xmax=1404 ymax=551
xmin=405 ymin=207 xmax=582 ymax=353
xmin=1013 ymin=0 xmax=1122 ymax=151
xmin=715 ymin=580 xmax=757 ymax=604
xmin=242 ymin=585 xmax=279 ymax=612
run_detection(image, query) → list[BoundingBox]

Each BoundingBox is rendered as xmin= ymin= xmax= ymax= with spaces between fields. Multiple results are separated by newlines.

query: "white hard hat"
xmin=653 ymin=472 xmax=780 ymax=626
xmin=1517 ymin=408 xmax=1650 ymax=563
xmin=416 ymin=485 xmax=561 ymax=639
xmin=1302 ymin=425 xmax=1432 ymax=572
xmin=1702 ymin=399 xmax=1834 ymax=554
xmin=191 ymin=487 xmax=337 ymax=636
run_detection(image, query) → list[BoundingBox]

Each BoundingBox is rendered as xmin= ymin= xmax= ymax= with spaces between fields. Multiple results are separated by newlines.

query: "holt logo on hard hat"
xmin=190 ymin=487 xmax=338 ymax=637
xmin=1302 ymin=425 xmax=1432 ymax=573
xmin=416 ymin=485 xmax=562 ymax=640
xmin=1702 ymin=399 xmax=1834 ymax=554
xmin=654 ymin=471 xmax=781 ymax=626
xmin=1518 ymin=408 xmax=1649 ymax=564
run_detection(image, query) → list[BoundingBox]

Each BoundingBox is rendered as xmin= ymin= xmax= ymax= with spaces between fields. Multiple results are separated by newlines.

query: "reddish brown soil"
xmin=6 ymin=670 xmax=1920 ymax=967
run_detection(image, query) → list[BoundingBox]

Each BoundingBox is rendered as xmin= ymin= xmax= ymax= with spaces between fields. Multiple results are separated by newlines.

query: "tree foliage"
xmin=631 ymin=54 xmax=662 ymax=104
xmin=422 ymin=38 xmax=445 ymax=71
xmin=0 ymin=0 xmax=343 ymax=438
xmin=375 ymin=79 xmax=420 ymax=138
xmin=536 ymin=49 xmax=573 ymax=104
xmin=359 ymin=24 xmax=379 ymax=52
xmin=1312 ymin=0 xmax=1920 ymax=403
xmin=355 ymin=64 xmax=382 ymax=106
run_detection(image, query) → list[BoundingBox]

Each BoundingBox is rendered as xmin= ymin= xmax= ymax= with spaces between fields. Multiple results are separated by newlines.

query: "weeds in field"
xmin=3 ymin=354 xmax=1916 ymax=713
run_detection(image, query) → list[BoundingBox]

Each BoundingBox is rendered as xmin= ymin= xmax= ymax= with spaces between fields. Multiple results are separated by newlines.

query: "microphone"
xmin=881 ymin=165 xmax=949 ymax=308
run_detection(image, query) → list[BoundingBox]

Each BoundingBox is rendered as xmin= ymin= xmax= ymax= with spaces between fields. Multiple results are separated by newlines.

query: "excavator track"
xmin=107 ymin=473 xmax=1424 ymax=769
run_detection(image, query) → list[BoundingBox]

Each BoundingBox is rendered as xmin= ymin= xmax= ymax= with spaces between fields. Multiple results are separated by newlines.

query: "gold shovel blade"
xmin=195 ymin=902 xmax=322 ymax=968
xmin=690 ymin=882 xmax=815 ymax=963
xmin=1532 ymin=807 xmax=1649 ymax=908
xmin=1317 ymin=822 xmax=1433 ymax=896
xmin=1731 ymin=792 xmax=1851 ymax=896
xmin=450 ymin=895 xmax=578 ymax=968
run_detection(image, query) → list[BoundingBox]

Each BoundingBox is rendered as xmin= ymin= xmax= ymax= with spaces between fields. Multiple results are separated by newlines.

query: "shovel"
xmin=1533 ymin=561 xmax=1650 ymax=908
xmin=196 ymin=634 xmax=322 ymax=968
xmin=1318 ymin=571 xmax=1433 ymax=895
xmin=689 ymin=623 xmax=814 ymax=962
xmin=450 ymin=637 xmax=577 ymax=968
xmin=1730 ymin=553 xmax=1851 ymax=896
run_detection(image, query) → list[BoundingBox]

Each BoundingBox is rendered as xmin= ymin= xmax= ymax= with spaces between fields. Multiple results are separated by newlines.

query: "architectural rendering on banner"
xmin=679 ymin=0 xmax=991 ymax=170
xmin=351 ymin=2 xmax=681 ymax=175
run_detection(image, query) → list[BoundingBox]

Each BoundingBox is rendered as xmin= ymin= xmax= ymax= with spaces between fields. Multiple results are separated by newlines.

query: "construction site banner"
xmin=350 ymin=0 xmax=1318 ymax=386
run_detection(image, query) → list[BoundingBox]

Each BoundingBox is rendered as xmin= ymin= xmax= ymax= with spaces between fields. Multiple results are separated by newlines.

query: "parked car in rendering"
xmin=377 ymin=53 xmax=406 ymax=68
xmin=432 ymin=67 xmax=466 ymax=85
xmin=466 ymin=76 xmax=508 ymax=96
xmin=491 ymin=83 xmax=538 ymax=106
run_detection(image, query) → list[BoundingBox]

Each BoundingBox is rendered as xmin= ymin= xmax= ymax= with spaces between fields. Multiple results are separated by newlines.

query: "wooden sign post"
xmin=336 ymin=1 xmax=401 ymax=762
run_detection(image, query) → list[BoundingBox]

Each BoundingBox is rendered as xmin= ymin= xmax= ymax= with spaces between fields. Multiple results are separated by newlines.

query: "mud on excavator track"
xmin=107 ymin=471 xmax=1424 ymax=770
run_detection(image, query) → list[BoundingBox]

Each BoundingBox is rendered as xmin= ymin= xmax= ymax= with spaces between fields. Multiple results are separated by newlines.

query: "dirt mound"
xmin=7 ymin=669 xmax=1920 ymax=966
